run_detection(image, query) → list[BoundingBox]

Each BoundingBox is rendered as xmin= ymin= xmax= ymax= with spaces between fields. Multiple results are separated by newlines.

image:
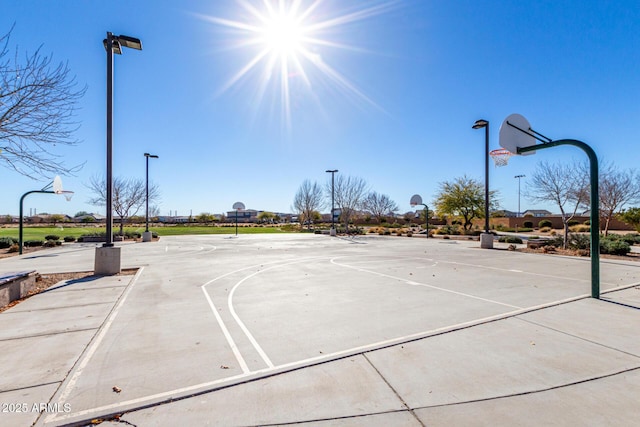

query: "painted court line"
xmin=45 ymin=267 xmax=145 ymax=424
xmin=48 ymin=292 xmax=591 ymax=424
xmin=201 ymin=256 xmax=325 ymax=372
xmin=330 ymin=257 xmax=522 ymax=309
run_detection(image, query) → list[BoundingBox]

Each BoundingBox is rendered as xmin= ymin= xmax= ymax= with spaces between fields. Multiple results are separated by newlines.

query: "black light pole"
xmin=472 ymin=119 xmax=490 ymax=233
xmin=144 ymin=153 xmax=158 ymax=240
xmin=326 ymin=169 xmax=338 ymax=236
xmin=515 ymin=174 xmax=525 ymax=217
xmin=103 ymin=32 xmax=142 ymax=247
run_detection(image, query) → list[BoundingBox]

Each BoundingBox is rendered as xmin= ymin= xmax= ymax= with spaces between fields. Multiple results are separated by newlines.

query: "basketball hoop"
xmin=56 ymin=190 xmax=75 ymax=201
xmin=489 ymin=148 xmax=513 ymax=167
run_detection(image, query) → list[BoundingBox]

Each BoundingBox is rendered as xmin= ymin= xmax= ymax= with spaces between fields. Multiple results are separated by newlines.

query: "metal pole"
xmin=145 ymin=155 xmax=149 ymax=233
xmin=425 ymin=205 xmax=429 ymax=238
xmin=518 ymin=139 xmax=599 ymax=298
xmin=105 ymin=32 xmax=114 ymax=247
xmin=235 ymin=210 xmax=238 ymax=236
xmin=331 ymin=173 xmax=335 ymax=230
xmin=518 ymin=176 xmax=521 ymax=217
xmin=19 ymin=190 xmax=54 ymax=255
xmin=484 ymin=123 xmax=490 ymax=233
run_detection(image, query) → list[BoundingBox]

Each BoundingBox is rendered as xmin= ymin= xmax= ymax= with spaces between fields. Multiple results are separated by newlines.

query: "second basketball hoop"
xmin=489 ymin=148 xmax=513 ymax=167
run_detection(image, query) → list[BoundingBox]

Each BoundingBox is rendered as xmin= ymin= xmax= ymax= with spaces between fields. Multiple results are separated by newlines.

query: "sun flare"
xmin=201 ymin=0 xmax=396 ymax=131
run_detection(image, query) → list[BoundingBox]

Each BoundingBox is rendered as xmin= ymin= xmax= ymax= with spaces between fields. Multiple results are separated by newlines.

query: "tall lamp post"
xmin=143 ymin=153 xmax=159 ymax=242
xmin=96 ymin=32 xmax=142 ymax=275
xmin=326 ymin=169 xmax=338 ymax=236
xmin=472 ymin=119 xmax=493 ymax=249
xmin=514 ymin=174 xmax=525 ymax=217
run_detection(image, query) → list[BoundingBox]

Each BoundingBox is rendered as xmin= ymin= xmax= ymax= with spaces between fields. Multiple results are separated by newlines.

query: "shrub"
xmin=8 ymin=244 xmax=19 ymax=253
xmin=24 ymin=240 xmax=44 ymax=247
xmin=523 ymin=221 xmax=533 ymax=228
xmin=63 ymin=236 xmax=76 ymax=242
xmin=568 ymin=220 xmax=579 ymax=227
xmin=600 ymin=237 xmax=631 ymax=255
xmin=545 ymin=235 xmax=565 ymax=248
xmin=569 ymin=224 xmax=590 ymax=233
xmin=0 ymin=237 xmax=18 ymax=249
xmin=498 ymin=236 xmax=523 ymax=244
xmin=584 ymin=220 xmax=591 ymax=225
xmin=43 ymin=240 xmax=57 ymax=248
xmin=619 ymin=233 xmax=640 ymax=245
xmin=44 ymin=234 xmax=60 ymax=241
xmin=436 ymin=225 xmax=461 ymax=235
xmin=539 ymin=227 xmax=552 ymax=233
xmin=567 ymin=233 xmax=590 ymax=250
xmin=407 ymin=232 xmax=413 ymax=237
xmin=538 ymin=220 xmax=553 ymax=228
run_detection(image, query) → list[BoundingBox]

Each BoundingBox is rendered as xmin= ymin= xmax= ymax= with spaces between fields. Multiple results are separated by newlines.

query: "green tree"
xmin=619 ymin=207 xmax=640 ymax=232
xmin=434 ymin=175 xmax=498 ymax=230
xmin=49 ymin=214 xmax=64 ymax=225
xmin=196 ymin=213 xmax=215 ymax=224
xmin=257 ymin=211 xmax=275 ymax=223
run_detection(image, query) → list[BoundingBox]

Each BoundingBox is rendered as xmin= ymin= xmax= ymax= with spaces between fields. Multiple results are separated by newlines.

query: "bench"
xmin=0 ymin=271 xmax=37 ymax=308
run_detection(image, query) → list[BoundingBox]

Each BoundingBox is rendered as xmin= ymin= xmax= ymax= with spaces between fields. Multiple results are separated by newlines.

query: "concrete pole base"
xmin=95 ymin=246 xmax=121 ymax=275
xmin=480 ymin=233 xmax=494 ymax=249
xmin=142 ymin=231 xmax=153 ymax=242
xmin=330 ymin=228 xmax=337 ymax=236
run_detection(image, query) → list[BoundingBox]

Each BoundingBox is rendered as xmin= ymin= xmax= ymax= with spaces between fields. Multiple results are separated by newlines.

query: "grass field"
xmin=0 ymin=225 xmax=294 ymax=241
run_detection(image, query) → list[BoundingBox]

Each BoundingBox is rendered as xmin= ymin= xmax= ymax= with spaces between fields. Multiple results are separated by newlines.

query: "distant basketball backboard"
xmin=52 ymin=176 xmax=63 ymax=193
xmin=499 ymin=114 xmax=536 ymax=155
xmin=232 ymin=202 xmax=245 ymax=210
xmin=410 ymin=194 xmax=423 ymax=206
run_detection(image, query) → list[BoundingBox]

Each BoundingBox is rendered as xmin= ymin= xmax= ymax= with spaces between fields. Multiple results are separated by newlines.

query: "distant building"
xmin=522 ymin=209 xmax=553 ymax=217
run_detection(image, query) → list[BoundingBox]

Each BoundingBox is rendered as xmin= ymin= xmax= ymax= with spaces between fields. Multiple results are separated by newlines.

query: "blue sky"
xmin=1 ymin=0 xmax=639 ymax=218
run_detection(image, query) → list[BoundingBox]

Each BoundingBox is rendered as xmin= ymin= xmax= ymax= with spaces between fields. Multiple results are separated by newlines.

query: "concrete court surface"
xmin=0 ymin=234 xmax=638 ymax=426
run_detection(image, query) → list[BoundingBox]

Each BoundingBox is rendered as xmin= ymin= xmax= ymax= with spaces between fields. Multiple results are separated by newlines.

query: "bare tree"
xmin=363 ymin=191 xmax=398 ymax=224
xmin=0 ymin=26 xmax=86 ymax=178
xmin=328 ymin=175 xmax=368 ymax=233
xmin=88 ymin=176 xmax=160 ymax=236
xmin=293 ymin=180 xmax=324 ymax=230
xmin=599 ymin=165 xmax=640 ymax=235
xmin=526 ymin=161 xmax=589 ymax=248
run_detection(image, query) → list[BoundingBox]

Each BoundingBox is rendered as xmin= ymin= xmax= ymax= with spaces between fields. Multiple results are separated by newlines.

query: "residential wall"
xmin=482 ymin=216 xmax=633 ymax=231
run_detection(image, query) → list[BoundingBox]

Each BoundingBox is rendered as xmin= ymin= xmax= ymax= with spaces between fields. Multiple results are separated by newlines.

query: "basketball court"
xmin=1 ymin=233 xmax=638 ymax=425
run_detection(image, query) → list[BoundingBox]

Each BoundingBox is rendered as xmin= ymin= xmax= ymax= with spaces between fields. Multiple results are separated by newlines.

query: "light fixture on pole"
xmin=472 ymin=119 xmax=493 ymax=249
xmin=143 ymin=153 xmax=158 ymax=242
xmin=326 ymin=169 xmax=338 ymax=236
xmin=514 ymin=174 xmax=525 ymax=217
xmin=95 ymin=32 xmax=142 ymax=275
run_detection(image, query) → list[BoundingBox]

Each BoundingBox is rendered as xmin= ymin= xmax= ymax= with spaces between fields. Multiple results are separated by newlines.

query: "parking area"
xmin=0 ymin=234 xmax=639 ymax=426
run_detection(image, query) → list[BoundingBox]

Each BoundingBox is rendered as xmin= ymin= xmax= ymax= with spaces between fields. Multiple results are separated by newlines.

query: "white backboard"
xmin=499 ymin=114 xmax=536 ymax=155
xmin=232 ymin=202 xmax=245 ymax=210
xmin=52 ymin=176 xmax=63 ymax=193
xmin=409 ymin=194 xmax=423 ymax=206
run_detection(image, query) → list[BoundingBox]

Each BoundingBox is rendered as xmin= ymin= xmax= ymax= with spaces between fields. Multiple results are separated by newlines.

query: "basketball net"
xmin=489 ymin=149 xmax=513 ymax=167
xmin=56 ymin=190 xmax=75 ymax=201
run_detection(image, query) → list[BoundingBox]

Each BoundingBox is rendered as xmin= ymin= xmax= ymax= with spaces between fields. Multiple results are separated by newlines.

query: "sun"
xmin=260 ymin=12 xmax=304 ymax=57
xmin=200 ymin=0 xmax=396 ymax=131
